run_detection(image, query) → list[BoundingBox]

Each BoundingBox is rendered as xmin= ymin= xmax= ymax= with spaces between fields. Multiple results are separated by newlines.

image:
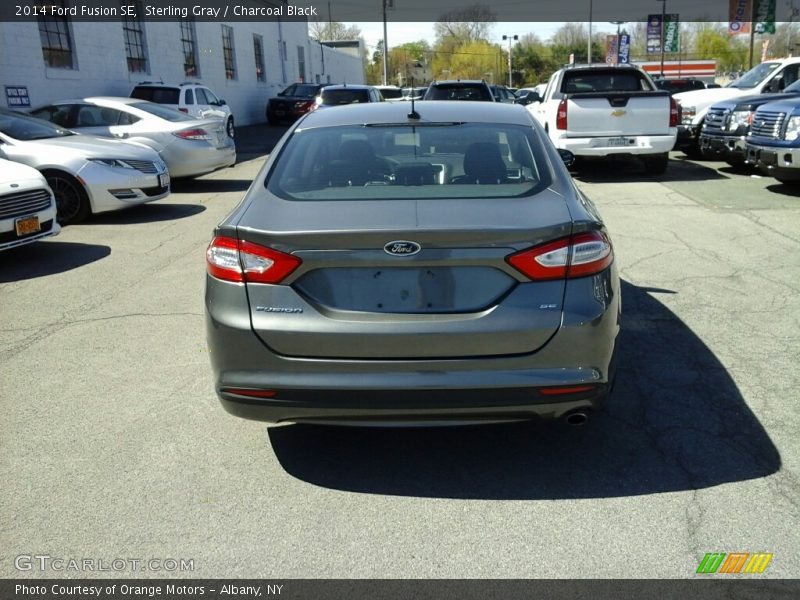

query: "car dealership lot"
xmin=1 ymin=139 xmax=799 ymax=578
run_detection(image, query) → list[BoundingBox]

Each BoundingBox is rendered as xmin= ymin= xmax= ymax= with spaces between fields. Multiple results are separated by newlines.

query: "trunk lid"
xmin=566 ymin=92 xmax=672 ymax=136
xmin=238 ymin=193 xmax=573 ymax=359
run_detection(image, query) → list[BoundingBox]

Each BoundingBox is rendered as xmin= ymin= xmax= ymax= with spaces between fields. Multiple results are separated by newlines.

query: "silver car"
xmin=205 ymin=102 xmax=620 ymax=426
xmin=0 ymin=108 xmax=169 ymax=224
xmin=29 ymin=97 xmax=236 ymax=179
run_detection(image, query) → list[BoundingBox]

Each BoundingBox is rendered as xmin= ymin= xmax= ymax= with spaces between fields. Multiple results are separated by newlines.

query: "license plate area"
xmin=15 ymin=215 xmax=41 ymax=236
xmin=606 ymin=136 xmax=634 ymax=147
xmin=760 ymin=151 xmax=777 ymax=166
xmin=293 ymin=266 xmax=515 ymax=314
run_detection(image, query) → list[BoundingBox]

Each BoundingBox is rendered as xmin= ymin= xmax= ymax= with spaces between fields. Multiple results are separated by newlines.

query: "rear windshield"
xmin=130 ymin=102 xmax=193 ymax=121
xmin=0 ymin=108 xmax=74 ymax=140
xmin=131 ymin=86 xmax=180 ymax=104
xmin=561 ymin=70 xmax=652 ymax=93
xmin=267 ymin=123 xmax=552 ymax=201
xmin=281 ymin=84 xmax=320 ymax=98
xmin=425 ymin=84 xmax=493 ymax=101
xmin=379 ymin=88 xmax=403 ymax=99
xmin=321 ymin=89 xmax=370 ymax=105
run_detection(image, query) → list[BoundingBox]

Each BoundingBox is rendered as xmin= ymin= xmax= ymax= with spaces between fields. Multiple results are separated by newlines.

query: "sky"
xmin=349 ymin=21 xmax=623 ymax=54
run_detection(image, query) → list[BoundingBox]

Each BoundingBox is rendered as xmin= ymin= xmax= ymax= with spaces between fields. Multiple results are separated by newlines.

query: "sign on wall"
xmin=5 ymin=86 xmax=30 ymax=107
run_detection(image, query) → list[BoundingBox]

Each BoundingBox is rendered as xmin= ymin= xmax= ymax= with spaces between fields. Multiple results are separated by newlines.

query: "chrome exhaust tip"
xmin=564 ymin=411 xmax=589 ymax=426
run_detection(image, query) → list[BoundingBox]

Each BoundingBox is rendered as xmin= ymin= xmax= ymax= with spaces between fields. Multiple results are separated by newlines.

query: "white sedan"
xmin=30 ymin=97 xmax=236 ymax=178
xmin=0 ymin=108 xmax=169 ymax=224
xmin=0 ymin=158 xmax=60 ymax=251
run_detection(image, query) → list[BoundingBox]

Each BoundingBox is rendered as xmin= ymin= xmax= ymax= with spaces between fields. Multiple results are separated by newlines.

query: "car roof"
xmin=322 ymin=84 xmax=375 ymax=90
xmin=48 ymin=96 xmax=145 ymax=106
xmin=297 ymin=100 xmax=532 ymax=129
xmin=430 ymin=80 xmax=487 ymax=85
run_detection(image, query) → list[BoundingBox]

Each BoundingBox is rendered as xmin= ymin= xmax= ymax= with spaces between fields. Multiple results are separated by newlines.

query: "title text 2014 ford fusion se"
xmin=205 ymin=102 xmax=620 ymax=426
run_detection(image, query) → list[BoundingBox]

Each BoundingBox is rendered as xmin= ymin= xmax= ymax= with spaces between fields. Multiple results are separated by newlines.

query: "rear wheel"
xmin=43 ymin=170 xmax=90 ymax=225
xmin=226 ymin=116 xmax=235 ymax=138
xmin=643 ymin=153 xmax=669 ymax=175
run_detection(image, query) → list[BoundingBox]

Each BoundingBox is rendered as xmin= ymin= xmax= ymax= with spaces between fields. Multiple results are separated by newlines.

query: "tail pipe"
xmin=564 ymin=411 xmax=589 ymax=426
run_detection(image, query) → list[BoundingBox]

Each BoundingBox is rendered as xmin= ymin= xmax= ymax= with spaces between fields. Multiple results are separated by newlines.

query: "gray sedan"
xmin=205 ymin=101 xmax=620 ymax=426
xmin=30 ymin=97 xmax=236 ymax=178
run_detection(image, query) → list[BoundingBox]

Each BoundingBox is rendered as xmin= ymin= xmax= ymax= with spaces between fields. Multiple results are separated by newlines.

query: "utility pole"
xmin=587 ymin=0 xmax=593 ymax=63
xmin=502 ymin=34 xmax=518 ymax=87
xmin=748 ymin=0 xmax=757 ymax=69
xmin=382 ymin=0 xmax=390 ymax=85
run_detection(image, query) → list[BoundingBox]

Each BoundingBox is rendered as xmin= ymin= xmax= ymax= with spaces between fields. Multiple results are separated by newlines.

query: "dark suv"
xmin=267 ymin=83 xmax=325 ymax=125
xmin=423 ymin=80 xmax=495 ymax=101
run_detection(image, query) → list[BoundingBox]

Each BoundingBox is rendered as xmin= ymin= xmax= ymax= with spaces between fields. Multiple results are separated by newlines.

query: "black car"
xmin=489 ymin=85 xmax=517 ymax=103
xmin=423 ymin=80 xmax=495 ymax=102
xmin=653 ymin=78 xmax=707 ymax=95
xmin=266 ymin=83 xmax=325 ymax=125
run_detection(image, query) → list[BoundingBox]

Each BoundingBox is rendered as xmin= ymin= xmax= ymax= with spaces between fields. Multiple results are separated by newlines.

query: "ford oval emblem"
xmin=384 ymin=240 xmax=421 ymax=256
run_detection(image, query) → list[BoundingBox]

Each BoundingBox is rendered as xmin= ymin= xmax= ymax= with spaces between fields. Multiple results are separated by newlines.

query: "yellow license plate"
xmin=15 ymin=215 xmax=41 ymax=236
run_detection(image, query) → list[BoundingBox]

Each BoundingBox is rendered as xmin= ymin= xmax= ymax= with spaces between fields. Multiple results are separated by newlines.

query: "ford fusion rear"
xmin=205 ymin=102 xmax=620 ymax=426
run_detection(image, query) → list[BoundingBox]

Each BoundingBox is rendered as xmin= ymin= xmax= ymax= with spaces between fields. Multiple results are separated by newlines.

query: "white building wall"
xmin=0 ymin=19 xmax=363 ymax=125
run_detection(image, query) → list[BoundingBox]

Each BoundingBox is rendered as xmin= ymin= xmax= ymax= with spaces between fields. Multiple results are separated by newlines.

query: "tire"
xmin=226 ymin=116 xmax=235 ymax=138
xmin=643 ymin=153 xmax=669 ymax=175
xmin=43 ymin=170 xmax=91 ymax=225
xmin=267 ymin=114 xmax=280 ymax=126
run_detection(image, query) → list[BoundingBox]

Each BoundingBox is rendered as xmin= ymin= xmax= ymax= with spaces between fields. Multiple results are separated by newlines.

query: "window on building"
xmin=253 ymin=34 xmax=266 ymax=82
xmin=180 ymin=19 xmax=199 ymax=78
xmin=122 ymin=0 xmax=149 ymax=73
xmin=37 ymin=0 xmax=75 ymax=69
xmin=222 ymin=25 xmax=237 ymax=80
xmin=297 ymin=46 xmax=306 ymax=83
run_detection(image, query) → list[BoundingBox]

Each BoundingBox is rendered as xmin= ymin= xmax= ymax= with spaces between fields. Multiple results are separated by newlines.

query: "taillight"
xmin=174 ymin=128 xmax=211 ymax=140
xmin=206 ymin=236 xmax=302 ymax=284
xmin=506 ymin=231 xmax=613 ymax=280
xmin=556 ymin=99 xmax=568 ymax=130
xmin=669 ymin=97 xmax=679 ymax=127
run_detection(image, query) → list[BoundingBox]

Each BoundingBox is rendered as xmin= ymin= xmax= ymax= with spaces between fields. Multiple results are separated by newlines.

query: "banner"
xmin=664 ymin=14 xmax=680 ymax=53
xmin=619 ymin=34 xmax=631 ymax=64
xmin=646 ymin=14 xmax=662 ymax=54
xmin=729 ymin=0 xmax=752 ymax=35
xmin=755 ymin=0 xmax=776 ymax=34
xmin=606 ymin=35 xmax=619 ymax=64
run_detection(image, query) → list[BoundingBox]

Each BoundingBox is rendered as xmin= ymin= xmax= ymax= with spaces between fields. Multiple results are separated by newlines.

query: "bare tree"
xmin=434 ymin=4 xmax=497 ymax=44
xmin=309 ymin=20 xmax=362 ymax=41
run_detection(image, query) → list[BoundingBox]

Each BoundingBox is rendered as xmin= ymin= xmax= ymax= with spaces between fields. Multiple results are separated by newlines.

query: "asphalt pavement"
xmin=1 ymin=129 xmax=798 ymax=580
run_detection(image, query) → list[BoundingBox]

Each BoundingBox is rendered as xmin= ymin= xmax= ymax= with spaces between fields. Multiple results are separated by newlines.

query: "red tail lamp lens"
xmin=206 ymin=236 xmax=302 ymax=284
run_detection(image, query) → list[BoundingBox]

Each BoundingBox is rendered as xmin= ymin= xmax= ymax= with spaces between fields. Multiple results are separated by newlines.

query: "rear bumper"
xmin=205 ymin=267 xmax=621 ymax=424
xmin=555 ymin=134 xmax=676 ymax=156
xmin=746 ymin=142 xmax=800 ymax=180
xmin=675 ymin=124 xmax=700 ymax=150
xmin=219 ymin=390 xmax=607 ymax=425
xmin=164 ymin=144 xmax=236 ymax=178
xmin=699 ymin=133 xmax=747 ymax=162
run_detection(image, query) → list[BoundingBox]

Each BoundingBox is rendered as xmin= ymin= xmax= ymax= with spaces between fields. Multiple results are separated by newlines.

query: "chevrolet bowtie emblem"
xmin=611 ymin=109 xmax=627 ymax=117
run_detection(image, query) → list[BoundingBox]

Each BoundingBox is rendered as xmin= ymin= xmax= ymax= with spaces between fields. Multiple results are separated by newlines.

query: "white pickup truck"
xmin=674 ymin=56 xmax=800 ymax=157
xmin=527 ymin=64 xmax=678 ymax=174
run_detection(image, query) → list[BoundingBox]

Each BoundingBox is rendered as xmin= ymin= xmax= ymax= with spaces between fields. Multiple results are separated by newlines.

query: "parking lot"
xmin=1 ymin=125 xmax=799 ymax=578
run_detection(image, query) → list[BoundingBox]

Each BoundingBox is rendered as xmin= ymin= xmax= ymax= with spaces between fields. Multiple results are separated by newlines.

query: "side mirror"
xmin=558 ymin=149 xmax=575 ymax=167
xmin=218 ymin=99 xmax=227 ymax=106
xmin=517 ymin=91 xmax=541 ymax=106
